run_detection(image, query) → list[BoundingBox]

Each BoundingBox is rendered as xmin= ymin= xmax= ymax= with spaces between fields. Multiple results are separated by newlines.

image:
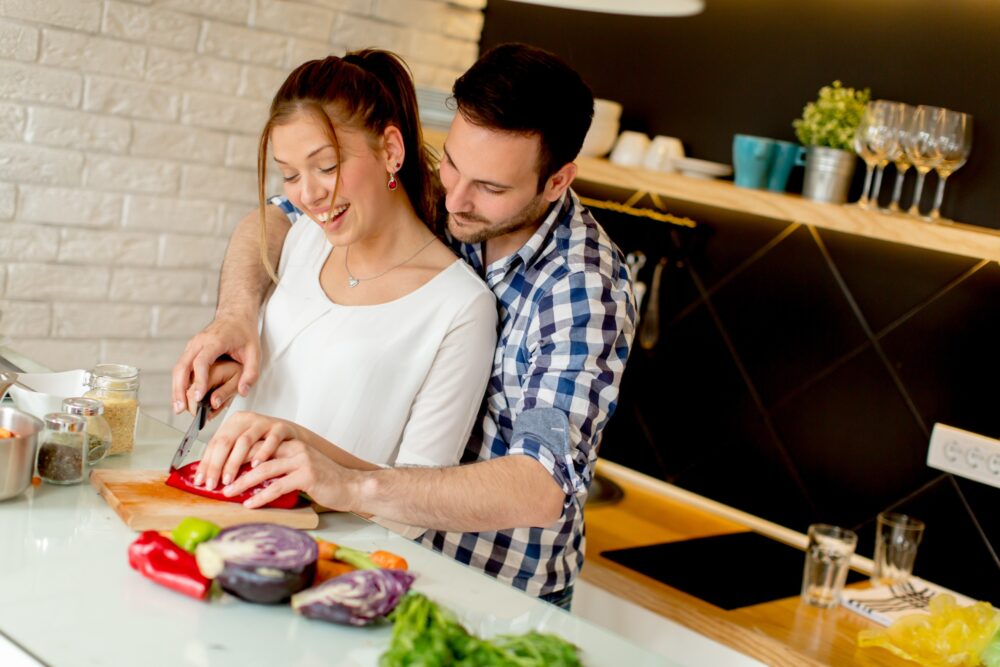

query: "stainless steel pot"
xmin=0 ymin=406 xmax=43 ymax=501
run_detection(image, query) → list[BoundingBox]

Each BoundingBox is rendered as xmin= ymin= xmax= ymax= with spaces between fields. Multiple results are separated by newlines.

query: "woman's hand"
xmin=195 ymin=411 xmax=300 ymax=491
xmin=222 ymin=439 xmax=358 ymax=511
xmin=184 ymin=358 xmax=243 ymax=420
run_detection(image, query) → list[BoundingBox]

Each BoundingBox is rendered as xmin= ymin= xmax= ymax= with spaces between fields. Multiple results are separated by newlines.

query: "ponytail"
xmin=342 ymin=50 xmax=441 ymax=232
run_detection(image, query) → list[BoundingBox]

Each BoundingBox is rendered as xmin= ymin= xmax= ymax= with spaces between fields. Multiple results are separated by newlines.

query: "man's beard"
xmin=447 ymin=193 xmax=550 ymax=245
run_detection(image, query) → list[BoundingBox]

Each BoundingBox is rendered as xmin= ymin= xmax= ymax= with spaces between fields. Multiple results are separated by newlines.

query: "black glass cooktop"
xmin=602 ymin=531 xmax=865 ymax=610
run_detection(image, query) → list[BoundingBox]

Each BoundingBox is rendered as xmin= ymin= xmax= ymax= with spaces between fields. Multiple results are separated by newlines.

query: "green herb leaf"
xmin=793 ymin=80 xmax=871 ymax=151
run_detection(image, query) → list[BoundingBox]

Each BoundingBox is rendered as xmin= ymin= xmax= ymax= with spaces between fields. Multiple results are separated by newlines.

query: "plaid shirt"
xmin=272 ymin=191 xmax=636 ymax=596
xmin=421 ymin=191 xmax=636 ymax=596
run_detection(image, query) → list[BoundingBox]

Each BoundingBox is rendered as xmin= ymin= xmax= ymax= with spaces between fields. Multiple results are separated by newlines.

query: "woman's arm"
xmin=195 ymin=410 xmax=381 ymax=490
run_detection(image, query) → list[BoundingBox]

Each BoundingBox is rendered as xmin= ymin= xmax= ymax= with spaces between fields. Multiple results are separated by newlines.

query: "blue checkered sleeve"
xmin=507 ymin=268 xmax=633 ymax=501
xmin=267 ymin=195 xmax=303 ymax=222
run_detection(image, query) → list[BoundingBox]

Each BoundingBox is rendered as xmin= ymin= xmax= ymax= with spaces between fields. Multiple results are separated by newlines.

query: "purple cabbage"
xmin=195 ymin=523 xmax=318 ymax=604
xmin=292 ymin=569 xmax=416 ymax=626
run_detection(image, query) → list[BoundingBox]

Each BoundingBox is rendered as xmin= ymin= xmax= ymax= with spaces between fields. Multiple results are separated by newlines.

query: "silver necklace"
xmin=344 ymin=235 xmax=437 ymax=288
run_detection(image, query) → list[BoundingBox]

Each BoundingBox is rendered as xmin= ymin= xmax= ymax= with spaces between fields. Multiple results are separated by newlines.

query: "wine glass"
xmin=927 ymin=109 xmax=972 ymax=221
xmin=901 ymin=105 xmax=944 ymax=217
xmin=886 ymin=103 xmax=916 ymax=213
xmin=853 ymin=101 xmax=901 ymax=209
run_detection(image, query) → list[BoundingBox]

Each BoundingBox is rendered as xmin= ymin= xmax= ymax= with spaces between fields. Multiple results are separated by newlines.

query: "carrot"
xmin=314 ymin=559 xmax=355 ymax=584
xmin=315 ymin=539 xmax=339 ymax=561
xmin=369 ymin=550 xmax=408 ymax=571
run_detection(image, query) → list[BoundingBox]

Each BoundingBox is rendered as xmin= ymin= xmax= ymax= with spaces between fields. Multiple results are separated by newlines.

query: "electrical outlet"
xmin=927 ymin=423 xmax=1000 ymax=489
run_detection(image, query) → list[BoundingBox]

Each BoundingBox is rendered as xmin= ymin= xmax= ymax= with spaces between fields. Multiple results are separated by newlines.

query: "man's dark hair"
xmin=452 ymin=43 xmax=594 ymax=192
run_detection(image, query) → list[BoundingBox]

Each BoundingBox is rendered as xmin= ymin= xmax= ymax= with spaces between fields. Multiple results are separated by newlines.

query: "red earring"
xmin=387 ymin=172 xmax=398 ymax=190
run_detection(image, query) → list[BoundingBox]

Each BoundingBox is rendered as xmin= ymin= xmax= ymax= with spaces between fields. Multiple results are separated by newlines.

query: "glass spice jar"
xmin=37 ymin=412 xmax=87 ymax=485
xmin=62 ymin=397 xmax=112 ymax=465
xmin=85 ymin=364 xmax=139 ymax=457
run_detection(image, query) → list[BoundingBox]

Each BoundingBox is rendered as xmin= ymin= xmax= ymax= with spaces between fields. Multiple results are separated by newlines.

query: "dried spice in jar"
xmin=62 ymin=397 xmax=112 ymax=464
xmin=37 ymin=412 xmax=87 ymax=485
xmin=85 ymin=364 xmax=139 ymax=456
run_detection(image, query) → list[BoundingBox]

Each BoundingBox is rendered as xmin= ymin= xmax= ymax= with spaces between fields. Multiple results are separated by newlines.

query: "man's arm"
xmin=232 ymin=450 xmax=566 ymax=531
xmin=170 ymin=204 xmax=291 ymax=413
xmin=351 ymin=455 xmax=565 ymax=531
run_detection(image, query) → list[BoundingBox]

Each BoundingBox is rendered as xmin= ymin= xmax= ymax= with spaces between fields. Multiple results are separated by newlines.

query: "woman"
xmin=191 ymin=50 xmax=496 ymax=506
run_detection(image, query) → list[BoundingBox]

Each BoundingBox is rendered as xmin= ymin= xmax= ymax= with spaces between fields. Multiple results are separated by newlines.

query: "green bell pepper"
xmin=171 ymin=516 xmax=221 ymax=553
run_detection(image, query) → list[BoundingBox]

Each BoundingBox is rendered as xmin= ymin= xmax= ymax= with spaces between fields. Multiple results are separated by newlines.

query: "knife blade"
xmin=169 ymin=395 xmax=211 ymax=472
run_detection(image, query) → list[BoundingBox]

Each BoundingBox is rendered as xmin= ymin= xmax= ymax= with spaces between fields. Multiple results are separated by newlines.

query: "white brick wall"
xmin=0 ymin=0 xmax=483 ymax=426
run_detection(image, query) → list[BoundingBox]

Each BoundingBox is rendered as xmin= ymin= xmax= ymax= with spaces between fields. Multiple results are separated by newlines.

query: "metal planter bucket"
xmin=802 ymin=146 xmax=857 ymax=204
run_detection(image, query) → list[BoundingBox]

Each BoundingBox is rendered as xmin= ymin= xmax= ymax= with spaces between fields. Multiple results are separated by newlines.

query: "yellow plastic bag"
xmin=858 ymin=594 xmax=1000 ymax=667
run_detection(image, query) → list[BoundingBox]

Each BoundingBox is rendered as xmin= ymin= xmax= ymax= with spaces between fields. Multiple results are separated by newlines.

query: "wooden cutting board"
xmin=91 ymin=469 xmax=319 ymax=531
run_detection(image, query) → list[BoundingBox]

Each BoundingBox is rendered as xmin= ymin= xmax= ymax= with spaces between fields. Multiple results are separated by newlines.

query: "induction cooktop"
xmin=602 ymin=531 xmax=866 ymax=610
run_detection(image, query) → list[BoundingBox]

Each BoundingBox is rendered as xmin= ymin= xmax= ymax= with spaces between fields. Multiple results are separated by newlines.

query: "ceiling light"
xmin=505 ymin=0 xmax=704 ymax=17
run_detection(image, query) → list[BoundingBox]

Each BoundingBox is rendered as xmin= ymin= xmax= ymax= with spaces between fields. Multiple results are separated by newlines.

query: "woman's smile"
xmin=314 ymin=203 xmax=350 ymax=224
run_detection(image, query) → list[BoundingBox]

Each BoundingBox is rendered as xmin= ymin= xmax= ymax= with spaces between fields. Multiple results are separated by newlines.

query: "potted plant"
xmin=793 ymin=80 xmax=871 ymax=204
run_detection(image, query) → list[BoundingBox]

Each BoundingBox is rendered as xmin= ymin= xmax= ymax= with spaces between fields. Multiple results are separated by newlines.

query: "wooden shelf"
xmin=422 ymin=127 xmax=999 ymax=262
xmin=574 ymin=156 xmax=1000 ymax=262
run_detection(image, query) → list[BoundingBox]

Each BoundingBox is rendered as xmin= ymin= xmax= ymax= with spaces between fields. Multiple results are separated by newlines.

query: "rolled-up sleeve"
xmin=507 ymin=268 xmax=635 ymax=502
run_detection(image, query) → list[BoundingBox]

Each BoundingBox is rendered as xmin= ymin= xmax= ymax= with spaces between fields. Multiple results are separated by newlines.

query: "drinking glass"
xmin=927 ymin=109 xmax=973 ymax=221
xmin=853 ymin=101 xmax=901 ymax=209
xmin=801 ymin=524 xmax=857 ymax=608
xmin=902 ymin=105 xmax=944 ymax=216
xmin=886 ymin=104 xmax=916 ymax=213
xmin=872 ymin=512 xmax=925 ymax=586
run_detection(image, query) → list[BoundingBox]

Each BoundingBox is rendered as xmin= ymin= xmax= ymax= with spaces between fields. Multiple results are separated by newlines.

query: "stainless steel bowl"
xmin=0 ymin=406 xmax=43 ymax=501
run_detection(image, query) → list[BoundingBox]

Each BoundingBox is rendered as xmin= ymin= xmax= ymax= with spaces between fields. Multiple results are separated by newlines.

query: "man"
xmin=172 ymin=43 xmax=635 ymax=608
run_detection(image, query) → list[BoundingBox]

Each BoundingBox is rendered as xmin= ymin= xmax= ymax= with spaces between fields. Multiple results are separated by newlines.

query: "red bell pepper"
xmin=165 ymin=461 xmax=300 ymax=510
xmin=128 ymin=531 xmax=211 ymax=600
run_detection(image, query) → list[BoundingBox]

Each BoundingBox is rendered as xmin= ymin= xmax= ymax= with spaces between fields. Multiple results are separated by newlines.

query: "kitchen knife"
xmin=169 ymin=395 xmax=211 ymax=472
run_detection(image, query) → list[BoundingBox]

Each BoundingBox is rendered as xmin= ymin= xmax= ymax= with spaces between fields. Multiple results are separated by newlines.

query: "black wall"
xmin=481 ymin=1 xmax=1000 ymax=603
xmin=482 ymin=0 xmax=1000 ymax=228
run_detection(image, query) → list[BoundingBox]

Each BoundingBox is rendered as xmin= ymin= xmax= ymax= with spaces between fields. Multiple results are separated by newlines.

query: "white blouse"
xmin=226 ymin=218 xmax=497 ymax=469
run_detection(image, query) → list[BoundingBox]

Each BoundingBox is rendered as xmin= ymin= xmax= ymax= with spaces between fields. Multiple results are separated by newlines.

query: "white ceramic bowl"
xmin=609 ymin=131 xmax=652 ymax=167
xmin=581 ymin=118 xmax=619 ymax=157
xmin=7 ymin=369 xmax=90 ymax=421
xmin=674 ymin=157 xmax=734 ymax=179
xmin=593 ymin=98 xmax=623 ymax=123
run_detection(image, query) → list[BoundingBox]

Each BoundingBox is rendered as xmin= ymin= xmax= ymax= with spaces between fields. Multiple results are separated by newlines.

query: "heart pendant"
xmin=348 ymin=278 xmax=360 ymax=288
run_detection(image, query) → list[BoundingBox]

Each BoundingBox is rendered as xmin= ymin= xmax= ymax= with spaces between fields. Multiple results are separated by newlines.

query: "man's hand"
xmin=222 ymin=439 xmax=359 ymax=511
xmin=172 ymin=316 xmax=261 ymax=415
xmin=184 ymin=359 xmax=243 ymax=420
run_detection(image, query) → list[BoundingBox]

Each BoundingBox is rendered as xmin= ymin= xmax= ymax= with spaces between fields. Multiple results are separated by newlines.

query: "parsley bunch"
xmin=380 ymin=592 xmax=583 ymax=667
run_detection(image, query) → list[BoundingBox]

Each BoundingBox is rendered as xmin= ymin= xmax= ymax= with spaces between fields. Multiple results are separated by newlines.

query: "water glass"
xmin=872 ymin=512 xmax=925 ymax=585
xmin=801 ymin=524 xmax=857 ymax=608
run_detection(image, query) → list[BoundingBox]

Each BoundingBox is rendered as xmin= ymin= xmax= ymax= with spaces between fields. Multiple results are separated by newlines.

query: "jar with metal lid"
xmin=62 ymin=397 xmax=112 ymax=465
xmin=84 ymin=364 xmax=139 ymax=457
xmin=37 ymin=412 xmax=87 ymax=485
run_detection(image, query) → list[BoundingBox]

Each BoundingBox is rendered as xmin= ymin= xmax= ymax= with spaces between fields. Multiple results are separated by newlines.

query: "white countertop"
xmin=0 ymin=411 xmax=672 ymax=667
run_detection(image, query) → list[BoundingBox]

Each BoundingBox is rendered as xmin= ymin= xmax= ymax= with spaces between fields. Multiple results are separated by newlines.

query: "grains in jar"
xmin=85 ymin=364 xmax=139 ymax=456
